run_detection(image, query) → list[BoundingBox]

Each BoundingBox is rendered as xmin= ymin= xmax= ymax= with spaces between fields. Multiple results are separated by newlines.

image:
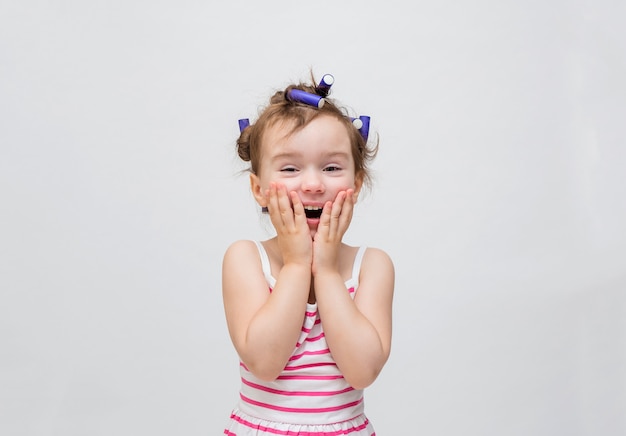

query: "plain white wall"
xmin=1 ymin=1 xmax=624 ymax=435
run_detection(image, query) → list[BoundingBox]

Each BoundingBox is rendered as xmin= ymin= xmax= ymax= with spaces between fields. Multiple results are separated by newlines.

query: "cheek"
xmin=335 ymin=175 xmax=358 ymax=190
xmin=261 ymin=173 xmax=299 ymax=193
xmin=280 ymin=179 xmax=300 ymax=193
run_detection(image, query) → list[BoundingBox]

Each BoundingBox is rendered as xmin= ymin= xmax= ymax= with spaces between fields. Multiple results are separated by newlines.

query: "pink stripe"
xmin=295 ymin=336 xmax=323 ymax=347
xmin=277 ymin=374 xmax=344 ymax=381
xmin=283 ymin=362 xmax=337 ymax=371
xmin=306 ymin=332 xmax=325 ymax=342
xmin=289 ymin=348 xmax=330 ymax=362
xmin=240 ymin=393 xmax=363 ymax=414
xmin=305 ymin=310 xmax=317 ymax=317
xmin=348 ymin=287 xmax=355 ymax=293
xmin=242 ymin=377 xmax=354 ymax=396
xmin=227 ymin=412 xmax=372 ymax=435
xmin=241 ymin=360 xmax=338 ymax=373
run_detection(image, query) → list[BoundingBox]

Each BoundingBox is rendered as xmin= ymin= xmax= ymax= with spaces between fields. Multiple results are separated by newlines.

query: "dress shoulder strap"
xmin=351 ymin=246 xmax=368 ymax=287
xmin=253 ymin=241 xmax=275 ymax=286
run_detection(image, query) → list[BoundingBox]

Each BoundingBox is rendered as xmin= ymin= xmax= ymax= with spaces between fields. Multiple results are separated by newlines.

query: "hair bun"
xmin=236 ymin=127 xmax=252 ymax=162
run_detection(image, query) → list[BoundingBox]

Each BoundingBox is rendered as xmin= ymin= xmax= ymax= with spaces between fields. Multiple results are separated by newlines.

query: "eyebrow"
xmin=270 ymin=151 xmax=351 ymax=161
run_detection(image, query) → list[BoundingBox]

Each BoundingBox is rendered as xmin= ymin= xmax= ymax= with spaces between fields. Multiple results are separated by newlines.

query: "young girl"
xmin=222 ymin=73 xmax=394 ymax=435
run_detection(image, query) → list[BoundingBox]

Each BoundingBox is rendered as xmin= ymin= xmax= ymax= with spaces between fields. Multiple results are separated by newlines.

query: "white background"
xmin=1 ymin=1 xmax=625 ymax=435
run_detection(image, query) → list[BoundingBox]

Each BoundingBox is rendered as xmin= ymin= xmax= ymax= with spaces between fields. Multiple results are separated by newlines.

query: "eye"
xmin=323 ymin=165 xmax=342 ymax=172
xmin=280 ymin=166 xmax=298 ymax=172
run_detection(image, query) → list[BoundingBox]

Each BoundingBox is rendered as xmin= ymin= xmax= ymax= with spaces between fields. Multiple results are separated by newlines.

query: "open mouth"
xmin=303 ymin=205 xmax=323 ymax=219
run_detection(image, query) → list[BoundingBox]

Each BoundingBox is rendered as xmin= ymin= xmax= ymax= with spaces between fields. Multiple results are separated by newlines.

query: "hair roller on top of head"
xmin=286 ymin=88 xmax=326 ymax=108
xmin=315 ymin=74 xmax=334 ymax=96
xmin=236 ymin=73 xmax=369 ymax=132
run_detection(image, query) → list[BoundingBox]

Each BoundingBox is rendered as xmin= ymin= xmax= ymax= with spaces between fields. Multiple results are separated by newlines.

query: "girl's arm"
xmin=222 ymin=239 xmax=311 ymax=381
xmin=223 ymin=184 xmax=313 ymax=381
xmin=312 ymin=189 xmax=394 ymax=389
xmin=314 ymin=247 xmax=394 ymax=390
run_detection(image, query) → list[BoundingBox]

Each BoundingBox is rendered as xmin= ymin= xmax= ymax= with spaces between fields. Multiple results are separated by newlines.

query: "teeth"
xmin=303 ymin=205 xmax=324 ymax=219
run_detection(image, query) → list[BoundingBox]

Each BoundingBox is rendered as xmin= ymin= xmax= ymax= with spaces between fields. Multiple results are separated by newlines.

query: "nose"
xmin=301 ymin=169 xmax=325 ymax=193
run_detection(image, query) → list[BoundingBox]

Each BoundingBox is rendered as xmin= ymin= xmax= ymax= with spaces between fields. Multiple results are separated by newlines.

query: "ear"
xmin=353 ymin=171 xmax=364 ymax=203
xmin=250 ymin=173 xmax=267 ymax=207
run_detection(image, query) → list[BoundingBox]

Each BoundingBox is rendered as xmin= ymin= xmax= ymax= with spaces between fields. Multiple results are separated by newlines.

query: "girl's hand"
xmin=312 ymin=189 xmax=355 ymax=276
xmin=266 ymin=182 xmax=313 ymax=267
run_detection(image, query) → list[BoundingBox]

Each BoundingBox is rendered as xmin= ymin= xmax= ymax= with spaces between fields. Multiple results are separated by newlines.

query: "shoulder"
xmin=222 ymin=240 xmax=269 ymax=299
xmin=222 ymin=239 xmax=260 ymax=270
xmin=359 ymin=246 xmax=394 ymax=290
xmin=223 ymin=239 xmax=258 ymax=257
xmin=353 ymin=246 xmax=394 ymax=317
xmin=362 ymin=247 xmax=394 ymax=271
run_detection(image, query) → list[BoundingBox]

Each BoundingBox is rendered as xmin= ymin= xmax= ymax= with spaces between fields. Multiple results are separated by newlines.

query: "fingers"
xmin=333 ymin=189 xmax=354 ymax=236
xmin=340 ymin=188 xmax=355 ymax=228
xmin=266 ymin=182 xmax=290 ymax=229
xmin=266 ymin=183 xmax=305 ymax=232
xmin=290 ymin=190 xmax=306 ymax=228
xmin=318 ymin=189 xmax=354 ymax=241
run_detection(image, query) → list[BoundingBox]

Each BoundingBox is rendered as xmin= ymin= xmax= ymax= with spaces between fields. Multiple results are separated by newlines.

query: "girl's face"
xmin=250 ymin=114 xmax=363 ymax=238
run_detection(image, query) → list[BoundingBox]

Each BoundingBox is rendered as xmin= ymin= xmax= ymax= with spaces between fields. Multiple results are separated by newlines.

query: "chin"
xmin=307 ymin=220 xmax=320 ymax=239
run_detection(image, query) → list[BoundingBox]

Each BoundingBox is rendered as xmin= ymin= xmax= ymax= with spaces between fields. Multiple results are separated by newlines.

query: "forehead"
xmin=262 ymin=114 xmax=352 ymax=157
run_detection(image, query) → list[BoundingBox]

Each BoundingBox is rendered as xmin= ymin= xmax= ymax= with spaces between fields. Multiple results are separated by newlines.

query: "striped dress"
xmin=224 ymin=242 xmax=376 ymax=435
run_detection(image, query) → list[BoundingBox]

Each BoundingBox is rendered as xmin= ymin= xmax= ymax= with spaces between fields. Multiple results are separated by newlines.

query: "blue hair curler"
xmin=238 ymin=118 xmax=250 ymax=133
xmin=316 ymin=74 xmax=334 ymax=95
xmin=287 ymin=89 xmax=326 ymax=108
xmin=350 ymin=117 xmax=363 ymax=129
xmin=358 ymin=116 xmax=370 ymax=141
